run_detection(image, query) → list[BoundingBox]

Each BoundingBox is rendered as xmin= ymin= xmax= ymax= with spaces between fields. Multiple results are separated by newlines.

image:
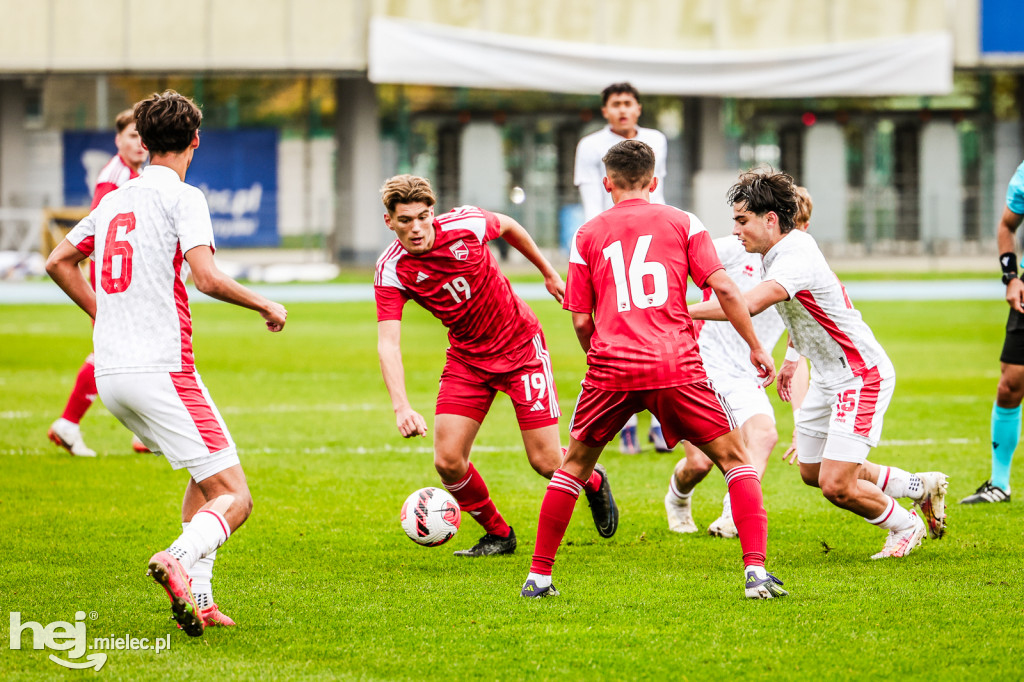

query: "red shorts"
xmin=436 ymin=333 xmax=560 ymax=430
xmin=569 ymin=380 xmax=735 ymax=448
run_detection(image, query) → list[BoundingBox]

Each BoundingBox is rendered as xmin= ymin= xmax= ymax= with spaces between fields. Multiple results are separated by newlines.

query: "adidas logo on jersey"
xmin=416 ymin=272 xmax=429 ymax=283
xmin=530 ymin=400 xmax=546 ymax=412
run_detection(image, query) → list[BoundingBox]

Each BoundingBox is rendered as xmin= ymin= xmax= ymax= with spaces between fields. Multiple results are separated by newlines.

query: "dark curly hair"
xmin=133 ymin=90 xmax=202 ymax=155
xmin=726 ymin=168 xmax=799 ymax=233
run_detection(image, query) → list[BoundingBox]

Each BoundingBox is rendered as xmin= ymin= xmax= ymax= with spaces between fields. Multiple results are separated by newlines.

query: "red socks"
xmin=529 ymin=469 xmax=585 ymax=575
xmin=61 ymin=355 xmax=97 ymax=424
xmin=724 ymin=465 xmax=767 ymax=568
xmin=444 ymin=463 xmax=511 ymax=538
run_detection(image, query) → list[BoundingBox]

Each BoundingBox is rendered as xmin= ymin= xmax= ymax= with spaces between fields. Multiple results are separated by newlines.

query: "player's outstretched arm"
xmin=705 ymin=270 xmax=776 ymax=387
xmin=495 ymin=213 xmax=564 ymax=303
xmin=184 ymin=246 xmax=287 ymax=331
xmin=998 ymin=206 xmax=1024 ymax=313
xmin=45 ymin=240 xmax=96 ymax=320
xmin=377 ymin=320 xmax=428 ymax=438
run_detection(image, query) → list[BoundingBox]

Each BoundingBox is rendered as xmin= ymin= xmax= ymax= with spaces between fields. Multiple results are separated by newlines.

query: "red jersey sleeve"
xmin=375 ymin=285 xmax=408 ymax=322
xmin=686 ymin=229 xmax=724 ymax=289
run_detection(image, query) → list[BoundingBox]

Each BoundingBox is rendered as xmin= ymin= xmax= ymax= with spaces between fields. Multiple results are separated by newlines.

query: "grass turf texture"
xmin=1 ymin=299 xmax=1022 ymax=680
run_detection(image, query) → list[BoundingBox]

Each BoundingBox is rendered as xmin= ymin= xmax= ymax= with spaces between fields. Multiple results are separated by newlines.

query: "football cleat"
xmin=453 ymin=527 xmax=516 ymax=557
xmin=131 ymin=434 xmax=151 ymax=453
xmin=200 ymin=604 xmax=235 ymax=627
xmin=914 ymin=471 xmax=949 ymax=539
xmin=664 ymin=491 xmax=698 ymax=534
xmin=520 ymin=579 xmax=560 ymax=598
xmin=871 ymin=509 xmax=926 ymax=559
xmin=47 ymin=418 xmax=96 ymax=457
xmin=619 ymin=425 xmax=641 ymax=455
xmin=147 ymin=551 xmax=204 ymax=637
xmin=959 ymin=480 xmax=1011 ymax=505
xmin=585 ymin=464 xmax=619 ymax=538
xmin=648 ymin=425 xmax=673 ymax=453
xmin=707 ymin=514 xmax=738 ymax=539
xmin=744 ymin=568 xmax=788 ymax=599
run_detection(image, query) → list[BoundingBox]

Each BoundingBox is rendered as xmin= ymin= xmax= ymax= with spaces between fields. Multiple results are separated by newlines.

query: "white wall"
xmin=919 ymin=121 xmax=962 ymax=246
xmin=802 ymin=122 xmax=847 ymax=244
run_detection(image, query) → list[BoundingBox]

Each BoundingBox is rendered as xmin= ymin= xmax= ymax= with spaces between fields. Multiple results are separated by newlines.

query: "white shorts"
xmin=710 ymin=374 xmax=775 ymax=428
xmin=97 ymin=371 xmax=239 ymax=482
xmin=795 ymin=363 xmax=895 ymax=463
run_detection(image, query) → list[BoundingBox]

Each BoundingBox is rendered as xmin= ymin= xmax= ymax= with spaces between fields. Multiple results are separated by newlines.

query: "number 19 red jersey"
xmin=375 ymin=206 xmax=541 ymax=369
xmin=564 ymin=198 xmax=723 ymax=390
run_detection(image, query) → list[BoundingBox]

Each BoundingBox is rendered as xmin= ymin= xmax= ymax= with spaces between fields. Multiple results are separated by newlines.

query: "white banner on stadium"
xmin=368 ymin=17 xmax=953 ymax=97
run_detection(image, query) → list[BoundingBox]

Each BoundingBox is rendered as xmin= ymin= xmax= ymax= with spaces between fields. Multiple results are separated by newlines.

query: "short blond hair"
xmin=380 ymin=175 xmax=437 ymax=214
xmin=795 ymin=186 xmax=813 ymax=228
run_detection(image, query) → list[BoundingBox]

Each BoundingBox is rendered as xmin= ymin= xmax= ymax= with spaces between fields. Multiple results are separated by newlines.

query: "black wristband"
xmin=1001 ymin=252 xmax=1018 ymax=276
xmin=1002 ymin=252 xmax=1018 ymax=285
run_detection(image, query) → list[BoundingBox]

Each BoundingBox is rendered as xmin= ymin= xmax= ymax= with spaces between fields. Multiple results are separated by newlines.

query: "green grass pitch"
xmin=1 ymin=298 xmax=1022 ymax=680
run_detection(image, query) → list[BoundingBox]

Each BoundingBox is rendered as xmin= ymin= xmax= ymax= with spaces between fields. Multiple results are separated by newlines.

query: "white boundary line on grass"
xmin=3 ymin=437 xmax=979 ymax=457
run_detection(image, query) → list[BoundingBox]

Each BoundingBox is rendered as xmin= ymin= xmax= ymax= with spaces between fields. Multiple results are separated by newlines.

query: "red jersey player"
xmin=48 ymin=108 xmax=148 ymax=457
xmin=520 ymin=140 xmax=788 ymax=600
xmin=375 ymin=174 xmax=618 ymax=557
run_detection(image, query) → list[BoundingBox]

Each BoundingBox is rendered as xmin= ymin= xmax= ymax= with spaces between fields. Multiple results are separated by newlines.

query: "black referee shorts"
xmin=1001 ymin=308 xmax=1024 ymax=365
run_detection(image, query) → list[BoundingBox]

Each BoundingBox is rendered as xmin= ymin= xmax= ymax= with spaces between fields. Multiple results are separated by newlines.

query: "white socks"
xmin=866 ymin=497 xmax=916 ymax=532
xmin=875 ymin=466 xmax=924 ymax=501
xmin=168 ymin=509 xmax=230 ymax=572
xmin=668 ymin=474 xmax=692 ymax=503
xmin=181 ymin=521 xmax=217 ymax=610
xmin=526 ymin=572 xmax=552 ymax=589
xmin=721 ymin=493 xmax=733 ymax=518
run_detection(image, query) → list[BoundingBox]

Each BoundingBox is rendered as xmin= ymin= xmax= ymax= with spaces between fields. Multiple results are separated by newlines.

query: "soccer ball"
xmin=400 ymin=487 xmax=461 ymax=546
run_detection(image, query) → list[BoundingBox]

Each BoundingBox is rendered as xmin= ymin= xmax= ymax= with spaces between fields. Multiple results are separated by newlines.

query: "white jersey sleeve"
xmin=67 ymin=212 xmax=98 ymax=257
xmin=176 ymin=187 xmax=216 ymax=255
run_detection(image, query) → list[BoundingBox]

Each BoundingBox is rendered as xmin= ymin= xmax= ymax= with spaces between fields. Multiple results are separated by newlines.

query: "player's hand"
xmin=1007 ymin=277 xmax=1024 ymax=314
xmin=395 ymin=406 xmax=428 ymax=438
xmin=776 ymin=358 xmax=798 ymax=402
xmin=751 ymin=347 xmax=775 ymax=388
xmin=781 ymin=438 xmax=798 ymax=465
xmin=545 ymin=271 xmax=565 ymax=304
xmin=262 ymin=302 xmax=288 ymax=332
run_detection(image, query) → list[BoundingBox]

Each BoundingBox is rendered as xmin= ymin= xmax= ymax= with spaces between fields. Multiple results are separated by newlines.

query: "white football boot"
xmin=708 ymin=494 xmax=738 ymax=538
xmin=47 ymin=418 xmax=96 ymax=457
xmin=665 ymin=491 xmax=698 ymax=533
xmin=914 ymin=471 xmax=948 ymax=539
xmin=871 ymin=509 xmax=926 ymax=559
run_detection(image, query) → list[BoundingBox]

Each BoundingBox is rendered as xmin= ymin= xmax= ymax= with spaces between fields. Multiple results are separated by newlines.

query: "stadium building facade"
xmin=0 ymin=0 xmax=1021 ymax=263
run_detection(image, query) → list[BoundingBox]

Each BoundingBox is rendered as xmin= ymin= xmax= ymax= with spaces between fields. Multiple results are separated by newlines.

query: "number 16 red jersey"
xmin=564 ymin=198 xmax=723 ymax=391
xmin=375 ymin=206 xmax=541 ymax=369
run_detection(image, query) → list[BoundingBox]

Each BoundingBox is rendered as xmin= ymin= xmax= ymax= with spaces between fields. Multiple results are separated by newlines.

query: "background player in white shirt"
xmin=575 ymin=82 xmax=670 ymax=454
xmin=689 ymin=169 xmax=948 ymax=560
xmin=46 ymin=91 xmax=288 ymax=637
xmin=47 ymin=108 xmax=148 ymax=457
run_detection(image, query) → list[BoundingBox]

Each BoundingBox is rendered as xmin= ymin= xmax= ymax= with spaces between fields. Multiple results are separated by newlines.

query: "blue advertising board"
xmin=981 ymin=0 xmax=1024 ymax=54
xmin=63 ymin=129 xmax=279 ymax=248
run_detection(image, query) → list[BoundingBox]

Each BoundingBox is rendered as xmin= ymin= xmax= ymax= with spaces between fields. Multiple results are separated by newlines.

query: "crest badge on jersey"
xmin=449 ymin=240 xmax=469 ymax=261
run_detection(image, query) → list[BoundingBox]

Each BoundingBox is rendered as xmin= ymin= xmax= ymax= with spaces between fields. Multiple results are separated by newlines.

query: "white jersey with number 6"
xmin=65 ymin=165 xmax=216 ymax=377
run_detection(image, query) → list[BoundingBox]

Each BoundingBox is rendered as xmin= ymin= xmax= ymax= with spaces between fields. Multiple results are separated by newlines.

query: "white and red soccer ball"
xmin=400 ymin=487 xmax=461 ymax=546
